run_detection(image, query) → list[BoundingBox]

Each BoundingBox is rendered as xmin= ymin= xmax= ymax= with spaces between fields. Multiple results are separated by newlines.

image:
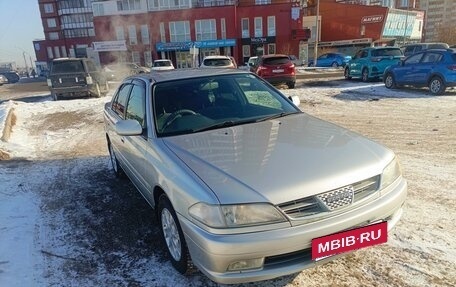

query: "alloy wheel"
xmin=161 ymin=208 xmax=182 ymax=261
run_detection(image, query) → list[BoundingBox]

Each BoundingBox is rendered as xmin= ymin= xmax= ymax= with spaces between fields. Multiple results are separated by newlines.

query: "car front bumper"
xmin=51 ymin=85 xmax=96 ymax=98
xmin=179 ymin=177 xmax=407 ymax=284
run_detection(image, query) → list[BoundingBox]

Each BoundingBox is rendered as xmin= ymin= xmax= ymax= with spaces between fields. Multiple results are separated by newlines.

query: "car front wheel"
xmin=331 ymin=62 xmax=339 ymax=68
xmin=158 ymin=195 xmax=189 ymax=274
xmin=429 ymin=76 xmax=446 ymax=95
xmin=384 ymin=73 xmax=397 ymax=89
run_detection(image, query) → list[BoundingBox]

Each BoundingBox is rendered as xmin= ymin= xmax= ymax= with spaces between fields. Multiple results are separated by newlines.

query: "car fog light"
xmin=227 ymin=258 xmax=264 ymax=271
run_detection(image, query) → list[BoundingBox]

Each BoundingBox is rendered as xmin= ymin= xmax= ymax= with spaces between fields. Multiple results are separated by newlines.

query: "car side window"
xmin=125 ymin=84 xmax=146 ymax=130
xmin=405 ymin=53 xmax=423 ymax=64
xmin=112 ymin=84 xmax=133 ymax=118
xmin=422 ymin=52 xmax=442 ymax=63
xmin=86 ymin=60 xmax=98 ymax=72
xmin=361 ymin=51 xmax=368 ymax=58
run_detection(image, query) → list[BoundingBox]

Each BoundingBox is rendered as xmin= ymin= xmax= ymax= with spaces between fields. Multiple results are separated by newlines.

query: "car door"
xmin=394 ymin=53 xmax=424 ymax=84
xmin=415 ymin=52 xmax=443 ymax=84
xmin=121 ymin=80 xmax=150 ymax=193
xmin=350 ymin=49 xmax=367 ymax=76
xmin=318 ymin=54 xmax=329 ymax=67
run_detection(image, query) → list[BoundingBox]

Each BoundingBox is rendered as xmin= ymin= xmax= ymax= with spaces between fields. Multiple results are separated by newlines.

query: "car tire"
xmin=428 ymin=76 xmax=446 ymax=95
xmin=52 ymin=92 xmax=60 ymax=101
xmin=108 ymin=141 xmax=125 ymax=178
xmin=331 ymin=62 xmax=339 ymax=68
xmin=158 ymin=194 xmax=190 ymax=274
xmin=287 ymin=82 xmax=295 ymax=89
xmin=344 ymin=68 xmax=352 ymax=80
xmin=384 ymin=73 xmax=397 ymax=89
xmin=362 ymin=68 xmax=369 ymax=82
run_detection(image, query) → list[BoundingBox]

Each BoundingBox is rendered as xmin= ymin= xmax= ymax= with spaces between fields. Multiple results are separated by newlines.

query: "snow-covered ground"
xmin=0 ymin=80 xmax=455 ymax=286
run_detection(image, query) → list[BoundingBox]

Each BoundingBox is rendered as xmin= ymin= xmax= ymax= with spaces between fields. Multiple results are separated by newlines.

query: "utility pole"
xmin=313 ymin=0 xmax=320 ymax=67
xmin=22 ymin=52 xmax=29 ymax=77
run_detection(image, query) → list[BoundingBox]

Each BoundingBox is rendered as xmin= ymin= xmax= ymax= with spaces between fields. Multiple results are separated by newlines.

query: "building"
xmin=91 ymin=0 xmax=308 ymax=68
xmin=33 ymin=0 xmax=97 ymax=74
xmin=418 ymin=0 xmax=456 ymax=43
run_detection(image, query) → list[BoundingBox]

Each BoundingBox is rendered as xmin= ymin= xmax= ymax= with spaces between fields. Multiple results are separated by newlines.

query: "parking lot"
xmin=0 ymin=76 xmax=455 ymax=286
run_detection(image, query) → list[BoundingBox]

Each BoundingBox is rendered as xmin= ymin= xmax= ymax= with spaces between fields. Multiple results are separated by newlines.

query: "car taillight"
xmin=447 ymin=65 xmax=456 ymax=71
xmin=86 ymin=75 xmax=93 ymax=84
xmin=370 ymin=57 xmax=382 ymax=62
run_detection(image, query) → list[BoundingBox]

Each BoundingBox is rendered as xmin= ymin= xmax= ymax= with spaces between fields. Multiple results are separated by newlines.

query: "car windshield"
xmin=263 ymin=57 xmax=290 ymax=65
xmin=51 ymin=60 xmax=85 ymax=74
xmin=153 ymin=74 xmax=300 ymax=137
xmin=154 ymin=61 xmax=171 ymax=67
xmin=371 ymin=48 xmax=402 ymax=57
xmin=203 ymin=58 xmax=232 ymax=66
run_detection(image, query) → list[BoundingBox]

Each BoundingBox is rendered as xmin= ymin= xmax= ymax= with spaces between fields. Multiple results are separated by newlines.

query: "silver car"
xmin=104 ymin=69 xmax=406 ymax=284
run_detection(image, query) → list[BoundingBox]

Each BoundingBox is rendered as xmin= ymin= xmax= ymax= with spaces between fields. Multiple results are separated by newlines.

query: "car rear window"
xmin=154 ymin=61 xmax=171 ymax=67
xmin=51 ymin=60 xmax=85 ymax=74
xmin=203 ymin=59 xmax=232 ymax=67
xmin=371 ymin=49 xmax=402 ymax=57
xmin=263 ymin=57 xmax=290 ymax=65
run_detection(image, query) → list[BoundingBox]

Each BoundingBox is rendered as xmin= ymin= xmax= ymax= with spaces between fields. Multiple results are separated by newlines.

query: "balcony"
xmin=58 ymin=7 xmax=92 ymax=16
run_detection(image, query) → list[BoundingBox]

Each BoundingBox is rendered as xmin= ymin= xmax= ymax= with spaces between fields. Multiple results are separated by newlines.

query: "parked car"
xmin=104 ymin=69 xmax=406 ymax=284
xmin=383 ymin=48 xmax=456 ymax=95
xmin=104 ymin=62 xmax=150 ymax=80
xmin=247 ymin=56 xmax=259 ymax=72
xmin=151 ymin=59 xmax=175 ymax=71
xmin=47 ymin=57 xmax=109 ymax=100
xmin=344 ymin=47 xmax=403 ymax=82
xmin=0 ymin=74 xmax=8 ymax=85
xmin=402 ymin=42 xmax=449 ymax=57
xmin=288 ymin=55 xmax=303 ymax=66
xmin=251 ymin=54 xmax=296 ymax=88
xmin=199 ymin=55 xmax=236 ymax=69
xmin=308 ymin=53 xmax=352 ymax=67
xmin=0 ymin=71 xmax=20 ymax=83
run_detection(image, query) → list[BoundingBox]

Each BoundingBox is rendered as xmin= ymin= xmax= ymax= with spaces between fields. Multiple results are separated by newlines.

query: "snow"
xmin=0 ymin=80 xmax=455 ymax=286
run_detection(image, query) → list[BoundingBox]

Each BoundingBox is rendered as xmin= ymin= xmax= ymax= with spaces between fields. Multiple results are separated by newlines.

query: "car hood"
xmin=163 ymin=113 xmax=394 ymax=205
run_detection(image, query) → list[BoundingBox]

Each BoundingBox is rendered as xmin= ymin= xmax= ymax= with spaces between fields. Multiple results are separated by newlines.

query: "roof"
xmin=131 ymin=68 xmax=251 ymax=83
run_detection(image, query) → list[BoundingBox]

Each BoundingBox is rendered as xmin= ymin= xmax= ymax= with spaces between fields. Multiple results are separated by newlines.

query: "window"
xmin=422 ymin=52 xmax=442 ymax=63
xmin=112 ymin=84 xmax=133 ymax=118
xmin=160 ymin=22 xmax=166 ymax=42
xmin=61 ymin=46 xmax=68 ymax=57
xmin=117 ymin=0 xmax=141 ymax=11
xmin=400 ymin=0 xmax=408 ymax=7
xmin=195 ymin=19 xmax=216 ymax=41
xmin=116 ymin=26 xmax=125 ymax=41
xmin=241 ymin=18 xmax=249 ymax=38
xmin=47 ymin=18 xmax=57 ymax=28
xmin=268 ymin=44 xmax=275 ymax=54
xmin=44 ymin=3 xmax=54 ymax=13
xmin=141 ymin=25 xmax=150 ymax=44
xmin=267 ymin=16 xmax=275 ymax=36
xmin=144 ymin=51 xmax=152 ymax=67
xmin=93 ymin=3 xmax=104 ymax=16
xmin=221 ymin=18 xmax=226 ymax=39
xmin=242 ymin=45 xmax=250 ymax=57
xmin=255 ymin=0 xmax=271 ymax=4
xmin=169 ymin=21 xmax=190 ymax=42
xmin=126 ymin=84 xmax=146 ymax=129
xmin=404 ymin=53 xmax=423 ymax=64
xmin=254 ymin=17 xmax=262 ymax=37
xmin=49 ymin=32 xmax=59 ymax=40
xmin=54 ymin=46 xmax=61 ymax=58
xmin=132 ymin=51 xmax=141 ymax=64
xmin=129 ymin=25 xmax=137 ymax=45
xmin=147 ymin=0 xmax=190 ymax=10
xmin=47 ymin=47 xmax=54 ymax=59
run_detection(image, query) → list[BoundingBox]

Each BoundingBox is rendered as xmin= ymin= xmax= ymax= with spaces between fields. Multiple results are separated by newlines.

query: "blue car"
xmin=308 ymin=53 xmax=351 ymax=67
xmin=345 ymin=47 xmax=403 ymax=82
xmin=383 ymin=48 xmax=456 ymax=95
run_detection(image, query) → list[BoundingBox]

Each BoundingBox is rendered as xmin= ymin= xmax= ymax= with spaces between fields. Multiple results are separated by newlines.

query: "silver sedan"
xmin=104 ymin=69 xmax=406 ymax=284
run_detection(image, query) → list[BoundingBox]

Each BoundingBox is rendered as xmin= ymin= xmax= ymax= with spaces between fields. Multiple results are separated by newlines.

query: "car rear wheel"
xmin=108 ymin=141 xmax=125 ymax=178
xmin=429 ymin=76 xmax=446 ymax=95
xmin=362 ymin=68 xmax=369 ymax=82
xmin=344 ymin=68 xmax=352 ymax=80
xmin=384 ymin=73 xmax=396 ymax=89
xmin=158 ymin=195 xmax=190 ymax=274
xmin=287 ymin=81 xmax=295 ymax=89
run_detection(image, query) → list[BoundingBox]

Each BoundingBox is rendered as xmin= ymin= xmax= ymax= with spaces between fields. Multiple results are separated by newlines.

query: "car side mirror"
xmin=115 ymin=119 xmax=143 ymax=136
xmin=289 ymin=95 xmax=301 ymax=107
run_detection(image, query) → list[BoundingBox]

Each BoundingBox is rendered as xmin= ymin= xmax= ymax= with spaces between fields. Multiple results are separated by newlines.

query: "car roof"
xmin=52 ymin=57 xmax=87 ymax=62
xmin=129 ymin=68 xmax=251 ymax=83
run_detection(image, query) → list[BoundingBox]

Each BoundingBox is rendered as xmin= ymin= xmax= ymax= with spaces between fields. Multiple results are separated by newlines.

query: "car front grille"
xmin=278 ymin=175 xmax=380 ymax=219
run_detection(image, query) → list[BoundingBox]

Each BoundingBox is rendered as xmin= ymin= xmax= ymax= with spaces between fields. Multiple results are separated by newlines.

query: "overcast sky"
xmin=0 ymin=0 xmax=44 ymax=67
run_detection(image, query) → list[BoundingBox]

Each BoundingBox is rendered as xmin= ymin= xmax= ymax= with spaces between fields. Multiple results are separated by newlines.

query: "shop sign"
xmin=361 ymin=15 xmax=384 ymax=24
xmin=92 ymin=41 xmax=127 ymax=52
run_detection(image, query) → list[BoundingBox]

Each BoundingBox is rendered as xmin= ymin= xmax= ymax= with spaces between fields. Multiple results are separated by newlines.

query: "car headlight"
xmin=380 ymin=158 xmax=402 ymax=190
xmin=189 ymin=202 xmax=287 ymax=228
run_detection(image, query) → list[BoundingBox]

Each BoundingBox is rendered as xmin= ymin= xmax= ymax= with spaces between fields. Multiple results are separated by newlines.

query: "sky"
xmin=0 ymin=0 xmax=44 ymax=68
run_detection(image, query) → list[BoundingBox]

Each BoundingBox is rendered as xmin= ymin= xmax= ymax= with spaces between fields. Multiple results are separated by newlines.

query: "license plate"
xmin=311 ymin=221 xmax=387 ymax=261
xmin=272 ymin=69 xmax=284 ymax=73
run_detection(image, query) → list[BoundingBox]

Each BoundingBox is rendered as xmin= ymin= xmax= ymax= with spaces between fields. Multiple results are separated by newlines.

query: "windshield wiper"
xmin=193 ymin=121 xmax=237 ymax=133
xmin=255 ymin=112 xmax=300 ymax=123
